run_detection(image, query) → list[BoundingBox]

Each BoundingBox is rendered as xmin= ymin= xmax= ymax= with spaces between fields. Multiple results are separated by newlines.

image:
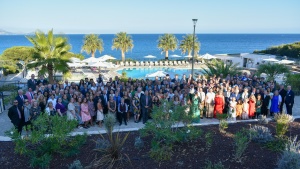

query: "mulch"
xmin=0 ymin=119 xmax=299 ymax=169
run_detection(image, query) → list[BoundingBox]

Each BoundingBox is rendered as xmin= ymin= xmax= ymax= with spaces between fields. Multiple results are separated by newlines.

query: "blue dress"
xmin=270 ymin=95 xmax=279 ymax=113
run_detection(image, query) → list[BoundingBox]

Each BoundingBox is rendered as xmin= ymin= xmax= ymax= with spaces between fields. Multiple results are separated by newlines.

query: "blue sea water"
xmin=0 ymin=34 xmax=300 ymax=60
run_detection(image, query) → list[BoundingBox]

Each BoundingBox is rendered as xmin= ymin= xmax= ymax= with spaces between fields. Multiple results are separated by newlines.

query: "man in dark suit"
xmin=27 ymin=74 xmax=37 ymax=91
xmin=8 ymin=100 xmax=23 ymax=134
xmin=15 ymin=89 xmax=28 ymax=110
xmin=285 ymin=85 xmax=294 ymax=115
xmin=261 ymin=90 xmax=270 ymax=116
xmin=278 ymin=85 xmax=287 ymax=113
xmin=140 ymin=90 xmax=152 ymax=124
xmin=36 ymin=75 xmax=48 ymax=86
xmin=100 ymin=90 xmax=108 ymax=114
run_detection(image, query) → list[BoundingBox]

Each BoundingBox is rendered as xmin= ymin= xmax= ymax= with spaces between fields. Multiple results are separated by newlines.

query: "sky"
xmin=0 ymin=0 xmax=300 ymax=34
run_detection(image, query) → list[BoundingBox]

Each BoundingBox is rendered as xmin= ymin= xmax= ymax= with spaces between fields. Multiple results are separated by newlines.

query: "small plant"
xmin=204 ymin=159 xmax=226 ymax=169
xmin=68 ymin=160 xmax=83 ymax=169
xmin=274 ymin=114 xmax=294 ymax=137
xmin=264 ymin=137 xmax=287 ymax=152
xmin=149 ymin=144 xmax=173 ymax=162
xmin=88 ymin=113 xmax=130 ymax=169
xmin=205 ymin=132 xmax=213 ymax=149
xmin=234 ymin=129 xmax=250 ymax=162
xmin=257 ymin=115 xmax=268 ymax=124
xmin=277 ymin=136 xmax=300 ymax=169
xmin=134 ymin=136 xmax=144 ymax=149
xmin=219 ymin=119 xmax=228 ymax=133
xmin=249 ymin=125 xmax=273 ymax=143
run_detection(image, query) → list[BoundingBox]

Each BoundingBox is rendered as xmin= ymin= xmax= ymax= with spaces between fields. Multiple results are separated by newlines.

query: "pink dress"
xmin=81 ymin=103 xmax=91 ymax=122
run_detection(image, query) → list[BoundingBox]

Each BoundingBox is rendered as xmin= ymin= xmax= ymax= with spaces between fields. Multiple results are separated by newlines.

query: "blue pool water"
xmin=116 ymin=67 xmax=203 ymax=79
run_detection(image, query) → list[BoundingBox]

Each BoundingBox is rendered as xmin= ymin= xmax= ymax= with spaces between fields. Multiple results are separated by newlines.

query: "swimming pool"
xmin=116 ymin=67 xmax=203 ymax=79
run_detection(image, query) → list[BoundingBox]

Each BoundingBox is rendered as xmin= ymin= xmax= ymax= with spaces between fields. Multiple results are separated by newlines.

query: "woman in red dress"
xmin=214 ymin=90 xmax=225 ymax=118
xmin=248 ymin=94 xmax=256 ymax=119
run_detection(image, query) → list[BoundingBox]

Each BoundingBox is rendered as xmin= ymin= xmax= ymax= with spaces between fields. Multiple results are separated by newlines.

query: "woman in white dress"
xmin=205 ymin=88 xmax=215 ymax=118
xmin=67 ymin=98 xmax=77 ymax=120
xmin=96 ymin=98 xmax=104 ymax=127
xmin=229 ymin=97 xmax=237 ymax=121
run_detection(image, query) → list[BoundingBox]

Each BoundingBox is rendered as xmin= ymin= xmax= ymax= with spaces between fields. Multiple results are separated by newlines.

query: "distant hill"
xmin=0 ymin=29 xmax=34 ymax=35
xmin=254 ymin=42 xmax=300 ymax=59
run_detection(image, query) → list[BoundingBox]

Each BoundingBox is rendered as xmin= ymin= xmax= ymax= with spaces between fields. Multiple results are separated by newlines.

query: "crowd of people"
xmin=8 ymin=72 xmax=295 ymax=134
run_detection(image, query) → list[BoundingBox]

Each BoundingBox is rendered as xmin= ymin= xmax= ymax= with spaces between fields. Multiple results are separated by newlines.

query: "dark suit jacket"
xmin=15 ymin=95 xmax=28 ymax=108
xmin=262 ymin=95 xmax=270 ymax=108
xmin=27 ymin=79 xmax=37 ymax=91
xmin=37 ymin=79 xmax=48 ymax=86
xmin=285 ymin=90 xmax=295 ymax=105
xmin=279 ymin=89 xmax=287 ymax=103
xmin=8 ymin=105 xmax=22 ymax=126
xmin=140 ymin=95 xmax=152 ymax=111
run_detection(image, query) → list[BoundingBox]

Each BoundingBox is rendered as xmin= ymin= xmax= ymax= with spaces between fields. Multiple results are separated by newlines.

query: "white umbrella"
xmin=88 ymin=62 xmax=115 ymax=68
xmin=263 ymin=58 xmax=279 ymax=62
xmin=144 ymin=55 xmax=157 ymax=59
xmin=146 ymin=71 xmax=167 ymax=78
xmin=82 ymin=57 xmax=102 ymax=63
xmin=276 ymin=59 xmax=295 ymax=64
xmin=200 ymin=53 xmax=217 ymax=60
xmin=98 ymin=55 xmax=116 ymax=61
xmin=68 ymin=62 xmax=85 ymax=67
xmin=70 ymin=57 xmax=81 ymax=63
xmin=184 ymin=55 xmax=192 ymax=58
xmin=170 ymin=54 xmax=182 ymax=58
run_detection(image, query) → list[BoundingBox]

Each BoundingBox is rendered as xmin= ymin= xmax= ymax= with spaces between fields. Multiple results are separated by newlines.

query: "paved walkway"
xmin=1 ymin=97 xmax=299 ymax=141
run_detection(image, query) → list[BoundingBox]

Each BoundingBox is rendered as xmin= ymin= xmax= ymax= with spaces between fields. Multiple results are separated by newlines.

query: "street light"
xmin=191 ymin=19 xmax=198 ymax=81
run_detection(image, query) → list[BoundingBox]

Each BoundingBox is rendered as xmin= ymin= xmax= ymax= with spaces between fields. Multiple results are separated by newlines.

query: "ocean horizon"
xmin=1 ymin=34 xmax=300 ymax=61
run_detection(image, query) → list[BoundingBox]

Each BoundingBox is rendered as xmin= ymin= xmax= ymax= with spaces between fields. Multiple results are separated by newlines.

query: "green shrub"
xmin=274 ymin=114 xmax=294 ymax=137
xmin=277 ymin=136 xmax=300 ymax=169
xmin=249 ymin=125 xmax=273 ymax=143
xmin=7 ymin=113 xmax=87 ymax=169
xmin=134 ymin=136 xmax=144 ymax=149
xmin=140 ymin=100 xmax=202 ymax=162
xmin=285 ymin=73 xmax=300 ymax=95
xmin=219 ymin=119 xmax=228 ymax=133
xmin=88 ymin=113 xmax=130 ymax=169
xmin=234 ymin=129 xmax=250 ymax=162
xmin=204 ymin=159 xmax=226 ymax=169
xmin=205 ymin=132 xmax=213 ymax=149
xmin=264 ymin=137 xmax=287 ymax=152
xmin=68 ymin=160 xmax=84 ymax=169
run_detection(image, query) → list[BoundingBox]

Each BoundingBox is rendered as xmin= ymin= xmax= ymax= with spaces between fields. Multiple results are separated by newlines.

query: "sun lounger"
xmin=169 ymin=61 xmax=173 ymax=66
xmin=140 ymin=61 xmax=144 ymax=66
xmin=173 ymin=61 xmax=178 ymax=66
xmin=125 ymin=61 xmax=129 ymax=66
xmin=120 ymin=61 xmax=124 ymax=66
xmin=164 ymin=61 xmax=169 ymax=66
xmin=130 ymin=61 xmax=134 ymax=66
xmin=159 ymin=61 xmax=164 ymax=66
xmin=145 ymin=61 xmax=149 ymax=66
xmin=154 ymin=61 xmax=158 ymax=66
xmin=150 ymin=61 xmax=154 ymax=66
xmin=135 ymin=61 xmax=140 ymax=66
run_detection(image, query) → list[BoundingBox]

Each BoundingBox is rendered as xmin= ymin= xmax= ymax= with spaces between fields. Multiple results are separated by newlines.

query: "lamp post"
xmin=191 ymin=19 xmax=198 ymax=81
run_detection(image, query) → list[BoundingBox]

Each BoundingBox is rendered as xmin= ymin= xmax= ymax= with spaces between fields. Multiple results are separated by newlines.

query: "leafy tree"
xmin=285 ymin=73 xmax=300 ymax=94
xmin=257 ymin=63 xmax=289 ymax=81
xmin=158 ymin=34 xmax=178 ymax=60
xmin=26 ymin=29 xmax=72 ymax=84
xmin=81 ymin=34 xmax=104 ymax=58
xmin=1 ymin=46 xmax=35 ymax=64
xmin=112 ymin=32 xmax=134 ymax=62
xmin=201 ymin=59 xmax=240 ymax=77
xmin=254 ymin=42 xmax=300 ymax=59
xmin=179 ymin=34 xmax=200 ymax=56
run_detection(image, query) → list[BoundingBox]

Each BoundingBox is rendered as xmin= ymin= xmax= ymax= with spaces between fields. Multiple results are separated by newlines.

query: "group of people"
xmin=8 ymin=72 xmax=295 ymax=134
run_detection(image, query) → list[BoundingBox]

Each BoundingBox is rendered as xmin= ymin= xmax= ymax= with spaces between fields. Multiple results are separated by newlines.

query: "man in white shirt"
xmin=197 ymin=87 xmax=206 ymax=119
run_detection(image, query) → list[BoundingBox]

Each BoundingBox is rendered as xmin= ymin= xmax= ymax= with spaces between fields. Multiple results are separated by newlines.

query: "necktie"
xmin=17 ymin=107 xmax=21 ymax=119
xmin=146 ymin=97 xmax=148 ymax=105
xmin=30 ymin=92 xmax=33 ymax=99
xmin=21 ymin=95 xmax=24 ymax=101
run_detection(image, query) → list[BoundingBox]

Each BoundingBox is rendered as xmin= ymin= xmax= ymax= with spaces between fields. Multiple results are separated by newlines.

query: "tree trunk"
xmin=48 ymin=63 xmax=54 ymax=84
xmin=121 ymin=50 xmax=125 ymax=62
xmin=165 ymin=50 xmax=169 ymax=60
xmin=91 ymin=51 xmax=95 ymax=58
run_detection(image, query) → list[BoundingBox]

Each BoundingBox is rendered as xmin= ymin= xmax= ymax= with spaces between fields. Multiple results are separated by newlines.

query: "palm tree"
xmin=201 ymin=59 xmax=240 ymax=77
xmin=179 ymin=34 xmax=200 ymax=56
xmin=26 ymin=29 xmax=72 ymax=84
xmin=257 ymin=63 xmax=289 ymax=81
xmin=81 ymin=34 xmax=104 ymax=58
xmin=157 ymin=34 xmax=178 ymax=60
xmin=112 ymin=32 xmax=134 ymax=62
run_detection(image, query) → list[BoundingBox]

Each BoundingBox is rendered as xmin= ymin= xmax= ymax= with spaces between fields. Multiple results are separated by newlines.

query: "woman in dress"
xmin=45 ymin=101 xmax=57 ymax=116
xmin=205 ymin=88 xmax=215 ymax=118
xmin=270 ymin=90 xmax=282 ymax=116
xmin=62 ymin=94 xmax=69 ymax=108
xmin=74 ymin=97 xmax=83 ymax=127
xmin=107 ymin=96 xmax=117 ymax=115
xmin=229 ymin=97 xmax=237 ymax=121
xmin=88 ymin=95 xmax=96 ymax=125
xmin=37 ymin=94 xmax=46 ymax=113
xmin=248 ymin=94 xmax=256 ymax=119
xmin=96 ymin=98 xmax=104 ymax=127
xmin=81 ymin=97 xmax=91 ymax=128
xmin=213 ymin=90 xmax=225 ymax=118
xmin=67 ymin=98 xmax=77 ymax=121
xmin=132 ymin=93 xmax=140 ymax=123
xmin=30 ymin=101 xmax=41 ymax=122
xmin=255 ymin=94 xmax=262 ymax=118
xmin=242 ymin=98 xmax=249 ymax=120
xmin=236 ymin=99 xmax=243 ymax=120
xmin=191 ymin=92 xmax=201 ymax=123
xmin=23 ymin=99 xmax=32 ymax=133
xmin=56 ymin=98 xmax=66 ymax=116
xmin=123 ymin=91 xmax=131 ymax=122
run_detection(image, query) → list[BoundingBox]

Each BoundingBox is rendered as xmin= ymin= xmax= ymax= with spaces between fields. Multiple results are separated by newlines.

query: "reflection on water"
xmin=116 ymin=67 xmax=203 ymax=79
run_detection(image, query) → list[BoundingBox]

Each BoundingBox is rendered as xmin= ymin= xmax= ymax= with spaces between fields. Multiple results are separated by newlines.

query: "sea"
xmin=1 ymin=34 xmax=300 ymax=61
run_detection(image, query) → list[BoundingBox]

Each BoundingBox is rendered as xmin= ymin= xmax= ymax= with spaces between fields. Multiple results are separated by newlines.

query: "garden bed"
xmin=0 ymin=119 xmax=299 ymax=169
